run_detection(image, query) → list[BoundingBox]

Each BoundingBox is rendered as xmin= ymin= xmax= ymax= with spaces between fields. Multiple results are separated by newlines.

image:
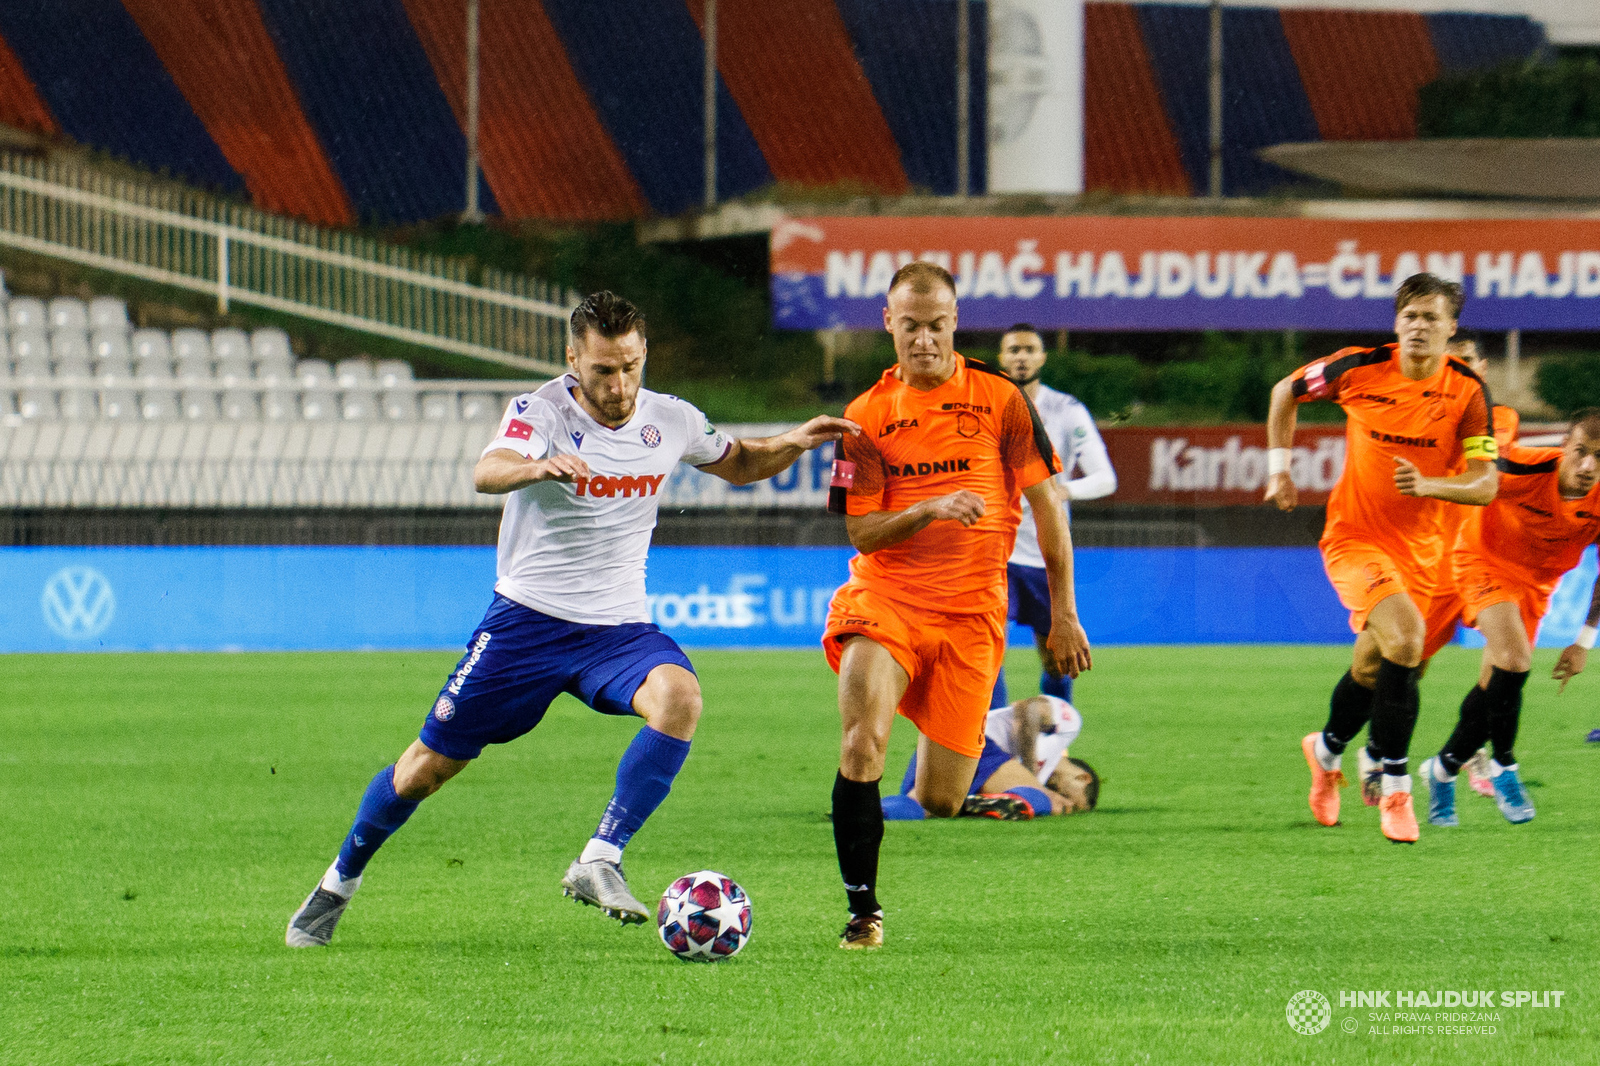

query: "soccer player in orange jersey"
xmin=823 ymin=261 xmax=1091 ymax=947
xmin=1265 ymin=274 xmax=1498 ymax=843
xmin=1416 ymin=411 xmax=1600 ymax=828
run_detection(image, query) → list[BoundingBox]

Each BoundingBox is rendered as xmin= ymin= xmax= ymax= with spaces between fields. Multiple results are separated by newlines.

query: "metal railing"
xmin=0 ymin=154 xmax=571 ymax=375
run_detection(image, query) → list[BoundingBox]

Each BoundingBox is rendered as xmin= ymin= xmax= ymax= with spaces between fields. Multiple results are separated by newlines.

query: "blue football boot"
xmin=1419 ymin=758 xmax=1458 ymax=828
xmin=1490 ymin=765 xmax=1536 ymax=824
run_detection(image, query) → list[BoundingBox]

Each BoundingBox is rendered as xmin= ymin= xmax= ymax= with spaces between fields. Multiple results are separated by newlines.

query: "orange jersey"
xmin=1290 ymin=344 xmax=1495 ymax=567
xmin=1439 ymin=405 xmax=1520 ymax=551
xmin=1457 ymin=444 xmax=1600 ymax=587
xmin=837 ymin=356 xmax=1057 ymax=615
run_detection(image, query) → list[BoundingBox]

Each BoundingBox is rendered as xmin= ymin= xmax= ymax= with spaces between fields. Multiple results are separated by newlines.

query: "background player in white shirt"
xmin=993 ymin=325 xmax=1116 ymax=707
xmin=882 ymin=695 xmax=1100 ymax=820
xmin=289 ymin=291 xmax=857 ymax=946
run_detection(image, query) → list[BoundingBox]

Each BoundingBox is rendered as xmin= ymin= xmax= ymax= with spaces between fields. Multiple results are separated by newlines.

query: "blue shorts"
xmin=419 ymin=594 xmax=694 ymax=761
xmin=898 ymin=736 xmax=1017 ymax=797
xmin=1007 ymin=562 xmax=1052 ymax=637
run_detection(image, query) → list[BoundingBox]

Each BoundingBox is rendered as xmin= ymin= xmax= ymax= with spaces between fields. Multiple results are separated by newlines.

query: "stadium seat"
xmin=380 ymin=391 xmax=417 ymax=420
xmin=131 ymin=329 xmax=173 ymax=365
xmin=215 ymin=353 xmax=252 ymax=387
xmin=95 ymin=356 xmax=136 ymax=386
xmin=139 ymin=390 xmax=179 ymax=420
xmin=295 ymin=359 xmax=333 ymax=389
xmin=339 ymin=390 xmax=377 ymax=420
xmin=0 ymin=389 xmax=15 ymax=417
xmin=174 ymin=353 xmax=213 ymax=385
xmin=252 ymin=328 xmax=293 ymax=365
xmin=459 ymin=393 xmax=498 ymax=421
xmin=12 ymin=330 xmax=50 ymax=366
xmin=221 ymin=390 xmax=261 ymax=420
xmin=48 ymin=297 xmax=90 ymax=333
xmin=375 ymin=360 xmax=413 ymax=388
xmin=18 ymin=388 xmax=58 ymax=420
xmin=211 ymin=328 xmax=251 ymax=363
xmin=300 ymin=390 xmax=335 ymax=420
xmin=92 ymin=329 xmax=132 ymax=365
xmin=172 ymin=328 xmax=212 ymax=366
xmin=51 ymin=332 xmax=92 ymax=371
xmin=420 ymin=391 xmax=457 ymax=420
xmin=181 ymin=390 xmax=219 ymax=420
xmin=12 ymin=346 xmax=50 ymax=385
xmin=88 ymin=296 xmax=130 ymax=332
xmin=100 ymin=389 xmax=139 ymax=421
xmin=136 ymin=353 xmax=176 ymax=382
xmin=58 ymin=388 xmax=94 ymax=420
xmin=52 ymin=352 xmax=93 ymax=383
xmin=335 ymin=358 xmax=376 ymax=388
xmin=8 ymin=297 xmax=46 ymax=331
xmin=261 ymin=389 xmax=295 ymax=421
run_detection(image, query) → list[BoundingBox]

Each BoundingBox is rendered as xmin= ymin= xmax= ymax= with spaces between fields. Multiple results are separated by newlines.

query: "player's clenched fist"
xmin=922 ymin=489 xmax=986 ymax=526
xmin=1264 ymin=471 xmax=1297 ymax=512
xmin=1393 ymin=454 xmax=1425 ymax=496
xmin=529 ymin=454 xmax=592 ymax=483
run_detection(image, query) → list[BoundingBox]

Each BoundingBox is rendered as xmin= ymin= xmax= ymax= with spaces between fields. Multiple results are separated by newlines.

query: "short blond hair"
xmin=888 ymin=260 xmax=957 ymax=299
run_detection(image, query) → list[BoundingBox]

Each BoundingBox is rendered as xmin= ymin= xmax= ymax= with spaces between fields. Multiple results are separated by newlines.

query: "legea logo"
xmin=41 ymin=566 xmax=116 ymax=639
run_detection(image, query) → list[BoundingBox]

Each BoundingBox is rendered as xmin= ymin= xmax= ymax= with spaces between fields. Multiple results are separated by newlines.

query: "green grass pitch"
xmin=3 ymin=645 xmax=1597 ymax=1065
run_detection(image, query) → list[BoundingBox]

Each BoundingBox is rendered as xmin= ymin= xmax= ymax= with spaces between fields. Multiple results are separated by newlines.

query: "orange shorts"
xmin=822 ymin=582 xmax=1005 ymax=759
xmin=1420 ymin=583 xmax=1465 ymax=659
xmin=1454 ymin=554 xmax=1551 ymax=645
xmin=1321 ymin=537 xmax=1438 ymax=636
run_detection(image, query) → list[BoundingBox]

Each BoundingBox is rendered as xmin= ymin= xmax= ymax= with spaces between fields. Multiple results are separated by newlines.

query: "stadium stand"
xmin=0 ymin=2 xmax=240 ymax=194
xmin=251 ymin=0 xmax=494 ymax=223
xmin=0 ymin=1 xmax=1555 ymax=212
xmin=539 ymin=0 xmax=772 ymax=213
xmin=401 ymin=0 xmax=646 ymax=220
xmin=117 ymin=0 xmax=354 ymax=227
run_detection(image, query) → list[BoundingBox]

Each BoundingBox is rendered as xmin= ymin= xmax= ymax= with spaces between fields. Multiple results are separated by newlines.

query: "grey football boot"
xmin=561 ymin=858 xmax=650 ymax=925
xmin=286 ymin=865 xmax=359 ymax=947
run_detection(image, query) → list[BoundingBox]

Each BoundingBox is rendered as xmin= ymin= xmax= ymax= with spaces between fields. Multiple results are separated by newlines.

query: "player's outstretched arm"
xmin=1027 ymin=478 xmax=1091 ymax=679
xmin=845 ymin=491 xmax=986 ymax=554
xmin=1554 ymin=570 xmax=1600 ymax=691
xmin=1392 ymin=456 xmax=1498 ymax=504
xmin=473 ymin=449 xmax=591 ymax=494
xmin=699 ymin=416 xmax=860 ymax=486
xmin=1263 ymin=374 xmax=1299 ymax=512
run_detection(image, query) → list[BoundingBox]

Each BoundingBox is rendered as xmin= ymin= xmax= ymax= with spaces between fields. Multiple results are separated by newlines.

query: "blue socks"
xmin=1006 ymin=786 xmax=1054 ymax=817
xmin=1040 ymin=671 xmax=1072 ymax=702
xmin=335 ymin=764 xmax=421 ymax=879
xmin=593 ymin=727 xmax=692 ymax=850
xmin=880 ymin=794 xmax=926 ymax=820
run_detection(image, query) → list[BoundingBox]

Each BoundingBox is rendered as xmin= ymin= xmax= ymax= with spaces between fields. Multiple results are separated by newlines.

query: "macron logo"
xmin=575 ymin=474 xmax=665 ymax=498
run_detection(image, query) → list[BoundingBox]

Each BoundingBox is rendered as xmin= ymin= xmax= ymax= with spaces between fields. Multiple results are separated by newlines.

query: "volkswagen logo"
xmin=41 ymin=566 xmax=116 ymax=640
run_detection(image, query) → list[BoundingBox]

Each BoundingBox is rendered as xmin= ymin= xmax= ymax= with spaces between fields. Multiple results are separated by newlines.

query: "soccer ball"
xmin=656 ymin=871 xmax=752 ymax=961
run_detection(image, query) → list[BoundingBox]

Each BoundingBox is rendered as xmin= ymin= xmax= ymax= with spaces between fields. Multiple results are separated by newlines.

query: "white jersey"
xmin=1010 ymin=384 xmax=1116 ymax=569
xmin=481 ymin=375 xmax=732 ymax=625
xmin=984 ymin=695 xmax=1082 ymax=785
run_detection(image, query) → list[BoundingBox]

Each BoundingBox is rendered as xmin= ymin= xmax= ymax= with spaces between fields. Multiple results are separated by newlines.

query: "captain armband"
xmin=1461 ymin=436 xmax=1498 ymax=461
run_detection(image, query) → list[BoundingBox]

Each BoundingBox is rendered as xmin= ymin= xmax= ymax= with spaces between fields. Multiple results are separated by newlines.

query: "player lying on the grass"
xmin=992 ymin=325 xmax=1116 ymax=710
xmin=824 ymin=261 xmax=1091 ymax=949
xmin=1269 ymin=273 xmax=1498 ymax=843
xmin=1415 ymin=410 xmax=1600 ymax=828
xmin=880 ymin=695 xmax=1100 ymax=820
xmin=287 ymin=291 xmax=857 ymax=947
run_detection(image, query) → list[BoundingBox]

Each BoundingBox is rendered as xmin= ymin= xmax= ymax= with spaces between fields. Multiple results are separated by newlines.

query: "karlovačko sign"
xmin=770 ymin=216 xmax=1600 ymax=331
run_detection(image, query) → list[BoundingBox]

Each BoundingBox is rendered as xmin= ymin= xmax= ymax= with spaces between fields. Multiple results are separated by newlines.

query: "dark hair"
xmin=571 ymin=290 xmax=646 ymax=347
xmin=1001 ymin=323 xmax=1044 ymax=342
xmin=1395 ymin=273 xmax=1464 ymax=318
xmin=1569 ymin=407 xmax=1600 ymax=440
xmin=888 ymin=260 xmax=957 ymax=298
xmin=1066 ymin=756 xmax=1099 ymax=810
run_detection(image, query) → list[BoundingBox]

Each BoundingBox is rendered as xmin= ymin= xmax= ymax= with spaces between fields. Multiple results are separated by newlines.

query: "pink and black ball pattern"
xmin=656 ymin=871 xmax=752 ymax=961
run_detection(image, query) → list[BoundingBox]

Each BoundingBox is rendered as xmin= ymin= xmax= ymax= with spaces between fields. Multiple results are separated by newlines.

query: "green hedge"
xmin=1419 ymin=57 xmax=1600 ymax=137
xmin=1536 ymin=354 xmax=1600 ymax=415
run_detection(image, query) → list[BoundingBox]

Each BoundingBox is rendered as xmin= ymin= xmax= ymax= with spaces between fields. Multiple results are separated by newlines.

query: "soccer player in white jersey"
xmin=881 ymin=694 xmax=1100 ymax=820
xmin=288 ymin=291 xmax=857 ymax=946
xmin=993 ymin=324 xmax=1116 ymax=706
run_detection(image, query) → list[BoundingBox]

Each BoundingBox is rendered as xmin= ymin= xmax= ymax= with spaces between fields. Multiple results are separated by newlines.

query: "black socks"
xmin=1440 ymin=683 xmax=1488 ymax=775
xmin=1322 ymin=670 xmax=1374 ymax=755
xmin=832 ymin=772 xmax=883 ymax=917
xmin=1440 ymin=667 xmax=1528 ymax=773
xmin=1367 ymin=658 xmax=1420 ymax=775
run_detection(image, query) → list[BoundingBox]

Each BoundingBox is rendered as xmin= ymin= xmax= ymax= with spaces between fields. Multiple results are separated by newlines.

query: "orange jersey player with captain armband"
xmin=1265 ymin=273 xmax=1498 ymax=844
xmin=1414 ymin=410 xmax=1600 ymax=830
xmin=823 ymin=260 xmax=1091 ymax=950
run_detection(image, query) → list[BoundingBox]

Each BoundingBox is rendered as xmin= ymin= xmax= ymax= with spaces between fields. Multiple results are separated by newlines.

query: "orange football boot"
xmin=1379 ymin=788 xmax=1419 ymax=843
xmin=1302 ymin=733 xmax=1346 ymax=826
